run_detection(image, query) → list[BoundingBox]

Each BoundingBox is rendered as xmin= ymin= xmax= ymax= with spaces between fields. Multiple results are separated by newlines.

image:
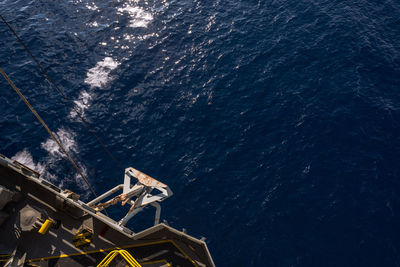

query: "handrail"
xmin=97 ymin=249 xmax=142 ymax=267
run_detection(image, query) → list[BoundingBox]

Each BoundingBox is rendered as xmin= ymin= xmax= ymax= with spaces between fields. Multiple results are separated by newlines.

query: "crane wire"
xmin=0 ymin=68 xmax=99 ymax=199
xmin=0 ymin=14 xmax=124 ymax=170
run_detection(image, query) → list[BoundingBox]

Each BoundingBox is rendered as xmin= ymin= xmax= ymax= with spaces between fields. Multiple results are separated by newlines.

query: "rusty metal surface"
xmin=88 ymin=167 xmax=172 ymax=227
xmin=13 ymin=160 xmax=40 ymax=178
xmin=127 ymin=168 xmax=167 ymax=188
xmin=94 ymin=194 xmax=128 ymax=211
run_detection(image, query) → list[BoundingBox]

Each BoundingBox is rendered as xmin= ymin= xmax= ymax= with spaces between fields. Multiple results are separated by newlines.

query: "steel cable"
xmin=0 ymin=14 xmax=124 ymax=170
xmin=0 ymin=68 xmax=99 ymax=198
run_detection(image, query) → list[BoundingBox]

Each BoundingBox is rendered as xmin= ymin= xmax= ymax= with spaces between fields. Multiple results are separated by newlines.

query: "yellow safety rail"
xmin=97 ymin=249 xmax=142 ymax=267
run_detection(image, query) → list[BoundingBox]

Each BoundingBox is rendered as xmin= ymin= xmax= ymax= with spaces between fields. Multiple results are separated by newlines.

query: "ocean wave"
xmin=41 ymin=128 xmax=77 ymax=157
xmin=117 ymin=4 xmax=153 ymax=28
xmin=11 ymin=149 xmax=46 ymax=174
xmin=69 ymin=90 xmax=92 ymax=119
xmin=11 ymin=149 xmax=57 ymax=182
xmin=84 ymin=57 xmax=120 ymax=88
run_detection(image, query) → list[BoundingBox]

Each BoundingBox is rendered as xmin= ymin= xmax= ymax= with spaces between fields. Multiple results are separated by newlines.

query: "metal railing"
xmin=97 ymin=249 xmax=142 ymax=267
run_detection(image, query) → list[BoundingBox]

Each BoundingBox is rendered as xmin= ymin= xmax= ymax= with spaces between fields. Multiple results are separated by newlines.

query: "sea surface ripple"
xmin=1 ymin=0 xmax=400 ymax=266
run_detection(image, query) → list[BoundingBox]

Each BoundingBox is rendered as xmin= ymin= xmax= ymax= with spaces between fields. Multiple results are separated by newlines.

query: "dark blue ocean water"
xmin=1 ymin=0 xmax=400 ymax=266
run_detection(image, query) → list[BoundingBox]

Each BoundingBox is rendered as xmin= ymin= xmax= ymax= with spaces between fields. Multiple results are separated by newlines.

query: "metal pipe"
xmin=150 ymin=202 xmax=161 ymax=225
xmin=87 ymin=184 xmax=123 ymax=206
xmin=119 ymin=208 xmax=143 ymax=226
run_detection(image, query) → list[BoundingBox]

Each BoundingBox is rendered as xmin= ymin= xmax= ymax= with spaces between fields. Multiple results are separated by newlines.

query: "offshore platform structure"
xmin=87 ymin=167 xmax=173 ymax=227
xmin=0 ymin=154 xmax=215 ymax=266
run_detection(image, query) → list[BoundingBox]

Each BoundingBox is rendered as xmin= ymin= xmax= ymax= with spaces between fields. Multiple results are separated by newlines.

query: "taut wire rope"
xmin=0 ymin=68 xmax=99 ymax=199
xmin=0 ymin=14 xmax=123 ymax=170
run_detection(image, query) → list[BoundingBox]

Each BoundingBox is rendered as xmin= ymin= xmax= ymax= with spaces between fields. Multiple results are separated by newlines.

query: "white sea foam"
xmin=40 ymin=128 xmax=86 ymax=184
xmin=11 ymin=149 xmax=46 ymax=174
xmin=11 ymin=149 xmax=57 ymax=182
xmin=41 ymin=128 xmax=77 ymax=157
xmin=12 ymin=128 xmax=89 ymax=189
xmin=84 ymin=57 xmax=120 ymax=88
xmin=117 ymin=5 xmax=153 ymax=28
xmin=40 ymin=57 xmax=120 ymax=189
xmin=74 ymin=165 xmax=89 ymax=189
xmin=69 ymin=90 xmax=92 ymax=119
